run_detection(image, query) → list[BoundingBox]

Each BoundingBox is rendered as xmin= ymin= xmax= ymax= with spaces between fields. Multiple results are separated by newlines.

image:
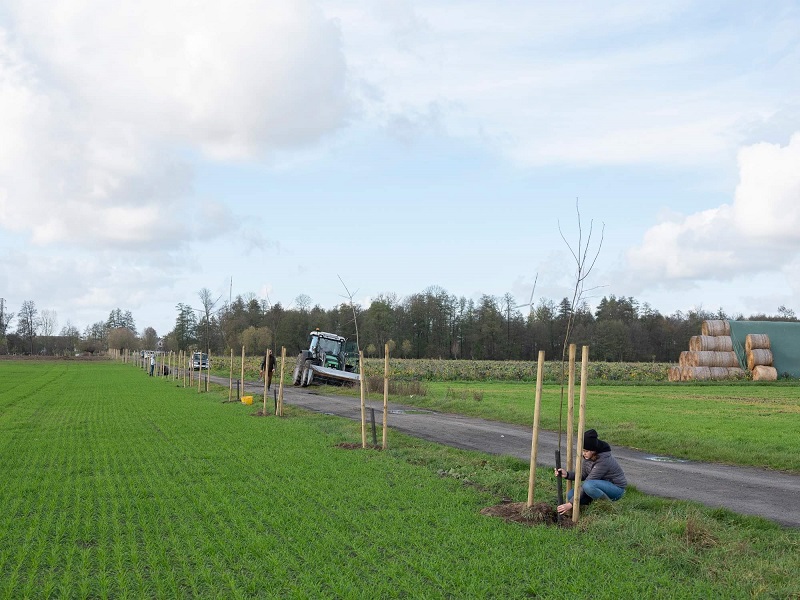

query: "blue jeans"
xmin=568 ymin=480 xmax=625 ymax=505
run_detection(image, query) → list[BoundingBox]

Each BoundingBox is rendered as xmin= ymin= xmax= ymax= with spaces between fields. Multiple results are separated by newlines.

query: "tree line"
xmin=3 ymin=289 xmax=796 ymax=363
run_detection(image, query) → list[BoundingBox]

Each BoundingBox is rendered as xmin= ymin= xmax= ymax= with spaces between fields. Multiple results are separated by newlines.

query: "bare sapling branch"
xmin=337 ymin=275 xmax=361 ymax=352
xmin=556 ymin=199 xmax=605 ymax=450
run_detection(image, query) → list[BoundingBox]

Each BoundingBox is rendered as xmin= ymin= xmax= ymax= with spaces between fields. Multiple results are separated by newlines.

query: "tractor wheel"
xmin=302 ymin=362 xmax=314 ymax=387
xmin=292 ymin=362 xmax=302 ymax=386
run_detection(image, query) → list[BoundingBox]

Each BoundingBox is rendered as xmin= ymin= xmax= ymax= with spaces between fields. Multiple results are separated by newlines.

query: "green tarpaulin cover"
xmin=728 ymin=320 xmax=800 ymax=378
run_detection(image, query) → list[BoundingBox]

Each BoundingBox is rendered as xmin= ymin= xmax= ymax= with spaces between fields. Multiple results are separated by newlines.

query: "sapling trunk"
xmin=556 ymin=449 xmax=564 ymax=506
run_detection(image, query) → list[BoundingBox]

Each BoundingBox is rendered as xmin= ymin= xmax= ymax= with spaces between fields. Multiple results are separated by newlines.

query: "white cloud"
xmin=732 ymin=134 xmax=800 ymax=240
xmin=0 ymin=247 xmax=181 ymax=329
xmin=329 ymin=1 xmax=798 ymax=168
xmin=0 ymin=1 xmax=349 ymax=248
xmin=627 ymin=132 xmax=800 ymax=282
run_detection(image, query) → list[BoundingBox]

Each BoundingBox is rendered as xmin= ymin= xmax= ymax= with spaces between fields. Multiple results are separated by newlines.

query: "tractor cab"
xmin=308 ymin=330 xmax=346 ymax=370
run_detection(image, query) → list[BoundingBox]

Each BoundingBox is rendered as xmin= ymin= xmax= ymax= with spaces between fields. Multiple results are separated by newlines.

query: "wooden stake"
xmin=573 ymin=345 xmax=589 ymax=523
xmin=206 ymin=348 xmax=210 ymax=392
xmin=359 ymin=350 xmax=366 ymax=448
xmin=277 ymin=347 xmax=286 ymax=416
xmin=566 ymin=343 xmax=576 ymax=497
xmin=527 ymin=350 xmax=545 ymax=507
xmin=198 ymin=349 xmax=203 ymax=393
xmin=240 ymin=345 xmax=245 ymax=400
xmin=382 ymin=343 xmax=389 ymax=450
xmin=264 ymin=350 xmax=272 ymax=417
xmin=228 ymin=348 xmax=233 ymax=402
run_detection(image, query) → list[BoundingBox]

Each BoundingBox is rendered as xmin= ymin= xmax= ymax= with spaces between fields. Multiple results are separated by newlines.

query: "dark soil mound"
xmin=336 ymin=442 xmax=382 ymax=450
xmin=481 ymin=501 xmax=574 ymax=528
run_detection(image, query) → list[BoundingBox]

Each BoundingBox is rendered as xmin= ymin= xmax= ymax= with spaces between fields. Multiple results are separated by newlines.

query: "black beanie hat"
xmin=583 ymin=429 xmax=599 ymax=452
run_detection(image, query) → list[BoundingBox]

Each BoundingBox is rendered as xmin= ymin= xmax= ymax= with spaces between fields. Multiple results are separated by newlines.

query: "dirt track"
xmin=232 ymin=378 xmax=800 ymax=528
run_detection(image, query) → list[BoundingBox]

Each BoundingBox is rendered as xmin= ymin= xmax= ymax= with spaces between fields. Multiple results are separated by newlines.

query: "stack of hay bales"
xmin=669 ymin=320 xmax=746 ymax=381
xmin=746 ymin=334 xmax=777 ymax=381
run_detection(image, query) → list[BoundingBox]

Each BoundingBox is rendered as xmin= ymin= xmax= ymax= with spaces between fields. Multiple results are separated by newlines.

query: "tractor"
xmin=292 ymin=330 xmax=360 ymax=387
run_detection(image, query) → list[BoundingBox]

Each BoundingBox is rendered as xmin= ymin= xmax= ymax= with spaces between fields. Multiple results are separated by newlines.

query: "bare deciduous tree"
xmin=108 ymin=327 xmax=138 ymax=352
xmin=0 ymin=299 xmax=13 ymax=337
xmin=141 ymin=326 xmax=158 ymax=350
xmin=16 ymin=300 xmax=40 ymax=354
xmin=295 ymin=294 xmax=312 ymax=313
xmin=40 ymin=309 xmax=58 ymax=337
xmin=198 ymin=288 xmax=221 ymax=351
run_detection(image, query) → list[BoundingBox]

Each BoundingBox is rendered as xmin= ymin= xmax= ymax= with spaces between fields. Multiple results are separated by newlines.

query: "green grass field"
xmin=1 ymin=360 xmax=798 ymax=598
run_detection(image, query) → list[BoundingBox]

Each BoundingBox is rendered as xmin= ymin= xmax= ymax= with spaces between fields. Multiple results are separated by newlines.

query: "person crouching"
xmin=554 ymin=428 xmax=627 ymax=515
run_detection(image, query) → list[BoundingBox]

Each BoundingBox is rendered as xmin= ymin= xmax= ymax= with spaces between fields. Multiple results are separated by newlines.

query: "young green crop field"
xmin=1 ymin=360 xmax=798 ymax=598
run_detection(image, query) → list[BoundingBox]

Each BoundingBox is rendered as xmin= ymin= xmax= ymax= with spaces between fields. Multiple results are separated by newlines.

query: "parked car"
xmin=191 ymin=352 xmax=209 ymax=370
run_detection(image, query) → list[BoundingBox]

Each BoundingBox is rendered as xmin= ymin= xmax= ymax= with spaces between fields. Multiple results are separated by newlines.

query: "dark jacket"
xmin=261 ymin=354 xmax=276 ymax=372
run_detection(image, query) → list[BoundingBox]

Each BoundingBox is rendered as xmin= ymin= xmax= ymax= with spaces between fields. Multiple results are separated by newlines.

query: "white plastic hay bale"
xmin=745 ymin=334 xmax=770 ymax=352
xmin=746 ymin=348 xmax=773 ymax=371
xmin=752 ymin=365 xmax=778 ymax=381
xmin=701 ymin=320 xmax=730 ymax=337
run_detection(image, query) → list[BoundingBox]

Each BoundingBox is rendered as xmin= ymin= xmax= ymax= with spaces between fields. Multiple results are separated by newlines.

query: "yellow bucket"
xmin=241 ymin=395 xmax=253 ymax=405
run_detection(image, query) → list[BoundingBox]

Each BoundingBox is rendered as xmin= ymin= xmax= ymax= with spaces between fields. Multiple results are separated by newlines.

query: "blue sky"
xmin=1 ymin=1 xmax=799 ymax=335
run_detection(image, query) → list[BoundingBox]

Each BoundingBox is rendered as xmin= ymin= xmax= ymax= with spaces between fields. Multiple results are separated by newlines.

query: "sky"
xmin=1 ymin=1 xmax=799 ymax=336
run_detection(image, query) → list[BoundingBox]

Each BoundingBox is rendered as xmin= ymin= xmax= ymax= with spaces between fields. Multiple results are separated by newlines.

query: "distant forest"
xmin=4 ymin=287 xmax=795 ymax=362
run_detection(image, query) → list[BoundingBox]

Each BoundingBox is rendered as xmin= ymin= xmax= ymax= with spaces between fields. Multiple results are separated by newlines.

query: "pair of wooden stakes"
xmin=527 ymin=344 xmax=590 ymax=523
xmin=223 ymin=347 xmax=289 ymax=416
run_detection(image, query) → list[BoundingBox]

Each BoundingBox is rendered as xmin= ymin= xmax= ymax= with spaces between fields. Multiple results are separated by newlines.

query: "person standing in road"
xmin=554 ymin=429 xmax=627 ymax=515
xmin=260 ymin=351 xmax=277 ymax=390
